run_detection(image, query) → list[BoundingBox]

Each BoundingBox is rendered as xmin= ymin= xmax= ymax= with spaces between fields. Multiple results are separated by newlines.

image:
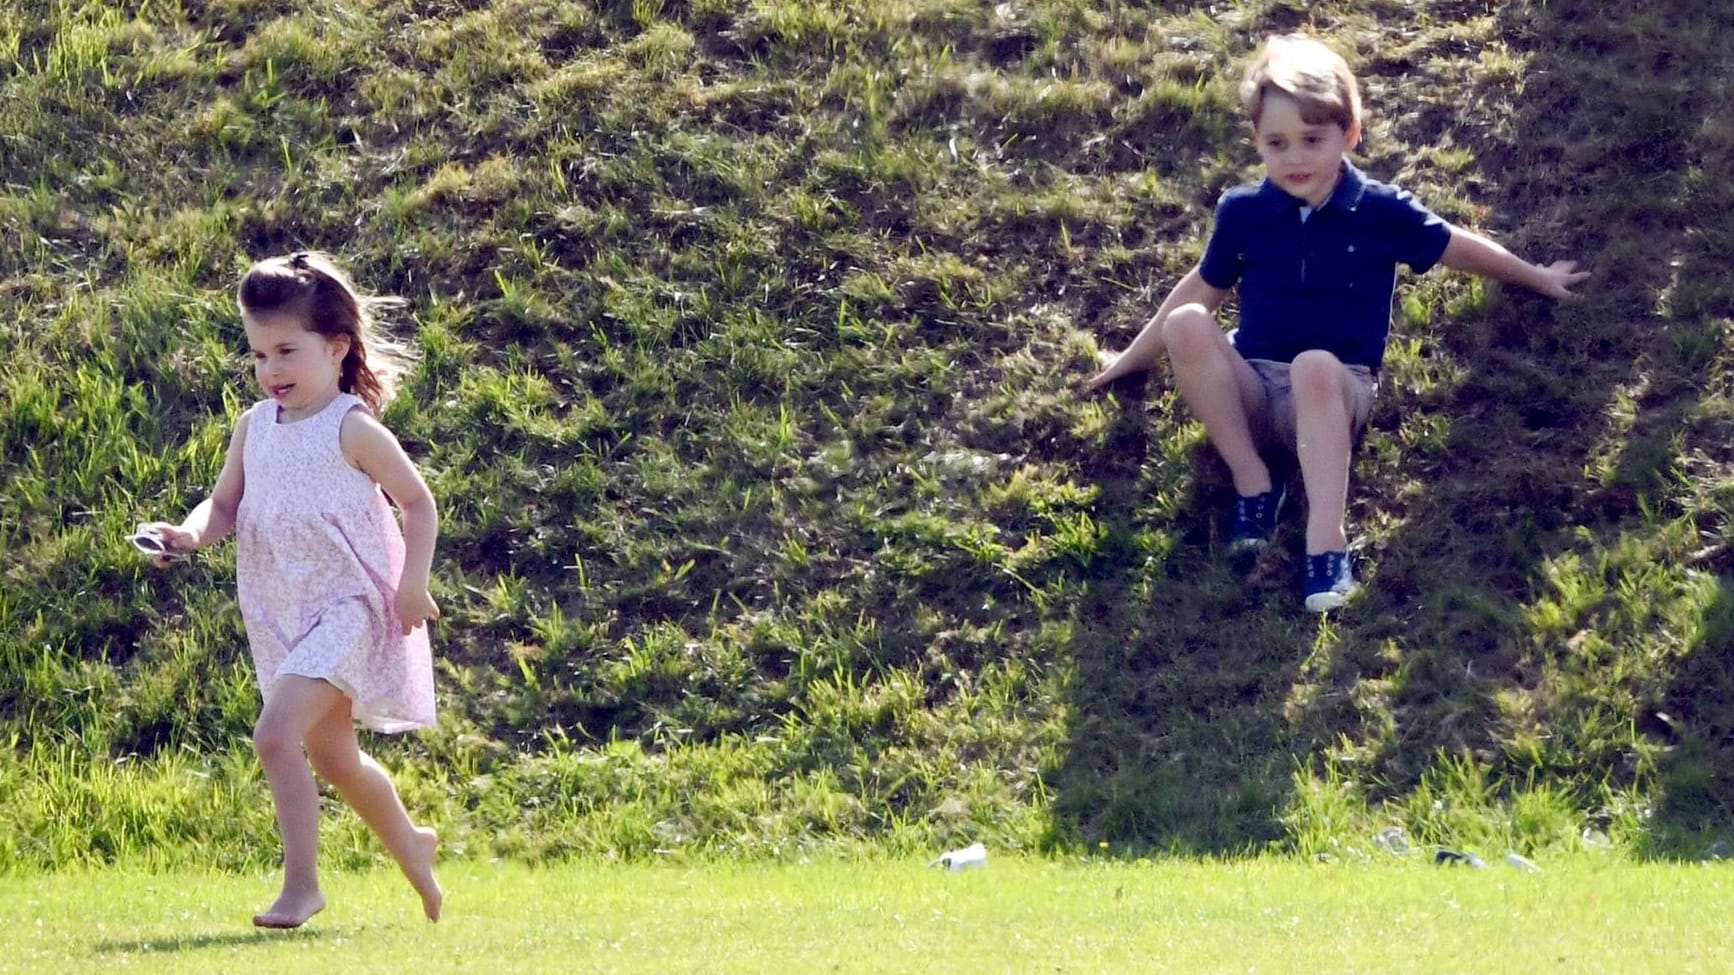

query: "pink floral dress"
xmin=235 ymin=393 xmax=436 ymax=733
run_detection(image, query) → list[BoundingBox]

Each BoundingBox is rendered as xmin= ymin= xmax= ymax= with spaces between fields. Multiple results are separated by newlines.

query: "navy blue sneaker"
xmin=1303 ymin=550 xmax=1356 ymax=612
xmin=1227 ymin=486 xmax=1284 ymax=557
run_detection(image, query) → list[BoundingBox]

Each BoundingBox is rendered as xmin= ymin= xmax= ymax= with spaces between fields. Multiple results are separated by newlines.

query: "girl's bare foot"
xmin=404 ymin=826 xmax=442 ymax=921
xmin=253 ymin=886 xmax=326 ymax=929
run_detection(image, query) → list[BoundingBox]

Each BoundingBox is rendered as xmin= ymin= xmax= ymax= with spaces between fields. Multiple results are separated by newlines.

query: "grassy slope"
xmin=1 ymin=0 xmax=1730 ymax=867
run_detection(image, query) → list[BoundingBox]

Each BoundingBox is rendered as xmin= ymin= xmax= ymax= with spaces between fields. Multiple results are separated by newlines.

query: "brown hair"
xmin=237 ymin=251 xmax=414 ymax=414
xmin=1240 ymin=34 xmax=1361 ymax=135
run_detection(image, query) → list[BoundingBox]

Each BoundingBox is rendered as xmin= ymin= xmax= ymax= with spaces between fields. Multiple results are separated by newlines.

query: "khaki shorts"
xmin=1244 ymin=358 xmax=1378 ymax=453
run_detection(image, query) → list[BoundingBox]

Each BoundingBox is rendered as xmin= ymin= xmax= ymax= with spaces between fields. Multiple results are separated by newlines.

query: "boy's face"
xmin=1253 ymin=91 xmax=1359 ymax=207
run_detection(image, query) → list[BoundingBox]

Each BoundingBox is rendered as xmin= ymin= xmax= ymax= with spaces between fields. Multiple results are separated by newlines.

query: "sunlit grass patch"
xmin=7 ymin=858 xmax=1732 ymax=975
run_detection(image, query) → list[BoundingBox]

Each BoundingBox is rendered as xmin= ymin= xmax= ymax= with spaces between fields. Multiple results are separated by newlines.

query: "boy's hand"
xmin=1536 ymin=260 xmax=1590 ymax=300
xmin=1441 ymin=229 xmax=1591 ymax=301
xmin=396 ymin=587 xmax=441 ymax=635
xmin=1084 ymin=349 xmax=1133 ymax=394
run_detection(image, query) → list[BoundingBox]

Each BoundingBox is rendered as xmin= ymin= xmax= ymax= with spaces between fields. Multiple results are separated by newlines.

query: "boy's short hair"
xmin=1240 ymin=34 xmax=1361 ymax=133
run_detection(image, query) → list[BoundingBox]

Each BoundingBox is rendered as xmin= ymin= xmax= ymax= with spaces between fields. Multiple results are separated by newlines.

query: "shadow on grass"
xmin=1043 ymin=373 xmax=1320 ymax=852
xmin=93 ymin=925 xmax=340 ymax=954
xmin=1645 ymin=576 xmax=1734 ymax=858
xmin=1332 ymin=0 xmax=1734 ymax=844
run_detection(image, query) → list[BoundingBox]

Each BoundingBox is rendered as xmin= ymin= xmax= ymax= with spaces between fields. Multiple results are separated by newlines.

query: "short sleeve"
xmin=1384 ymin=187 xmax=1452 ymax=273
xmin=1197 ymin=192 xmax=1245 ymax=290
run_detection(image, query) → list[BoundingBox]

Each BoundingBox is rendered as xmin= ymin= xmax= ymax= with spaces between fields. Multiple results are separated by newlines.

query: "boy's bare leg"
xmin=304 ymin=704 xmax=443 ymax=922
xmin=1290 ymin=350 xmax=1357 ymax=554
xmin=252 ymin=676 xmax=345 ymax=928
xmin=1162 ymin=305 xmax=1272 ymax=495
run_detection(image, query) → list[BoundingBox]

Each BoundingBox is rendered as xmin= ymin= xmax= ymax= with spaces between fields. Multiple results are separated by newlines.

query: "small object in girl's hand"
xmin=127 ymin=524 xmax=189 ymax=561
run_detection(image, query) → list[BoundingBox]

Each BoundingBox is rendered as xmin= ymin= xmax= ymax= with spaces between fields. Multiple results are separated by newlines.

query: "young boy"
xmin=1087 ymin=34 xmax=1588 ymax=612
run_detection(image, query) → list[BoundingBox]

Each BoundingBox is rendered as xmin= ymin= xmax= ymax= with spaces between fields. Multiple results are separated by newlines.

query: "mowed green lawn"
xmin=3 ymin=857 xmax=1727 ymax=974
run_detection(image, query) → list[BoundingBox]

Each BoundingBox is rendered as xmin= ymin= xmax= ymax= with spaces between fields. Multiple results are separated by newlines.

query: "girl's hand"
xmin=135 ymin=522 xmax=197 ymax=568
xmin=396 ymin=587 xmax=441 ymax=634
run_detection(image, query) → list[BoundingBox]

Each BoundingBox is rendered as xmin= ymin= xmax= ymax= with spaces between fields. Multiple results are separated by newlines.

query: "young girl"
xmin=144 ymin=251 xmax=443 ymax=928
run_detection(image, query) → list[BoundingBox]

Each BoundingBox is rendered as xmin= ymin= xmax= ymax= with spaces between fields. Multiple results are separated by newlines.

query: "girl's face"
xmin=1253 ymin=91 xmax=1359 ymax=207
xmin=244 ymin=309 xmax=349 ymax=422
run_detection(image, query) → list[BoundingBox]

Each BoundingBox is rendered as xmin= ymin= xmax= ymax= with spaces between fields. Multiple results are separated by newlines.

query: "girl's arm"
xmin=340 ymin=409 xmax=441 ymax=634
xmin=1440 ymin=227 xmax=1589 ymax=300
xmin=1086 ymin=265 xmax=1228 ymax=391
xmin=151 ymin=413 xmax=250 ymax=561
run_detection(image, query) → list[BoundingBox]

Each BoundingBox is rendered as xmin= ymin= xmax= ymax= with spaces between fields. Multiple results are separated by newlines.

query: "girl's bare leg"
xmin=304 ymin=701 xmax=442 ymax=921
xmin=251 ymin=675 xmax=346 ymax=928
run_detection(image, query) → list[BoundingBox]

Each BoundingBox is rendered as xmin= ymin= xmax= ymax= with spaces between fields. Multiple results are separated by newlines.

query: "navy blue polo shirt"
xmin=1198 ymin=161 xmax=1452 ymax=371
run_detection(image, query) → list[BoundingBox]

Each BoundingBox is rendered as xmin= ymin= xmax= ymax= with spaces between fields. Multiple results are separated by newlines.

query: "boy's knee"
xmin=1290 ymin=349 xmax=1348 ymax=394
xmin=1160 ymin=304 xmax=1219 ymax=356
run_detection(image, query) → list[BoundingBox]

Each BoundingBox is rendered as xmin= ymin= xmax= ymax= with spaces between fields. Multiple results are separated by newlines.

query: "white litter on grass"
xmin=1504 ymin=852 xmax=1542 ymax=872
xmin=1373 ymin=826 xmax=1412 ymax=856
xmin=931 ymin=842 xmax=988 ymax=872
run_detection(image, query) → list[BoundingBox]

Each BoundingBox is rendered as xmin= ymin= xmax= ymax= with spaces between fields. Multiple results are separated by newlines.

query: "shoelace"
xmin=1308 ymin=555 xmax=1342 ymax=582
xmin=1238 ymin=494 xmax=1273 ymax=524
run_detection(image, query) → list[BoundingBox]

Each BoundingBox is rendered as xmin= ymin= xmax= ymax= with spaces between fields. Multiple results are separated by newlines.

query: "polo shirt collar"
xmin=1326 ymin=160 xmax=1368 ymax=211
xmin=1255 ymin=159 xmax=1369 ymax=216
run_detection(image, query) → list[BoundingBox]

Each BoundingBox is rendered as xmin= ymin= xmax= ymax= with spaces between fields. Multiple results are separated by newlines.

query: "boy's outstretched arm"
xmin=1086 ymin=266 xmax=1227 ymax=392
xmin=1440 ymin=226 xmax=1590 ymax=300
